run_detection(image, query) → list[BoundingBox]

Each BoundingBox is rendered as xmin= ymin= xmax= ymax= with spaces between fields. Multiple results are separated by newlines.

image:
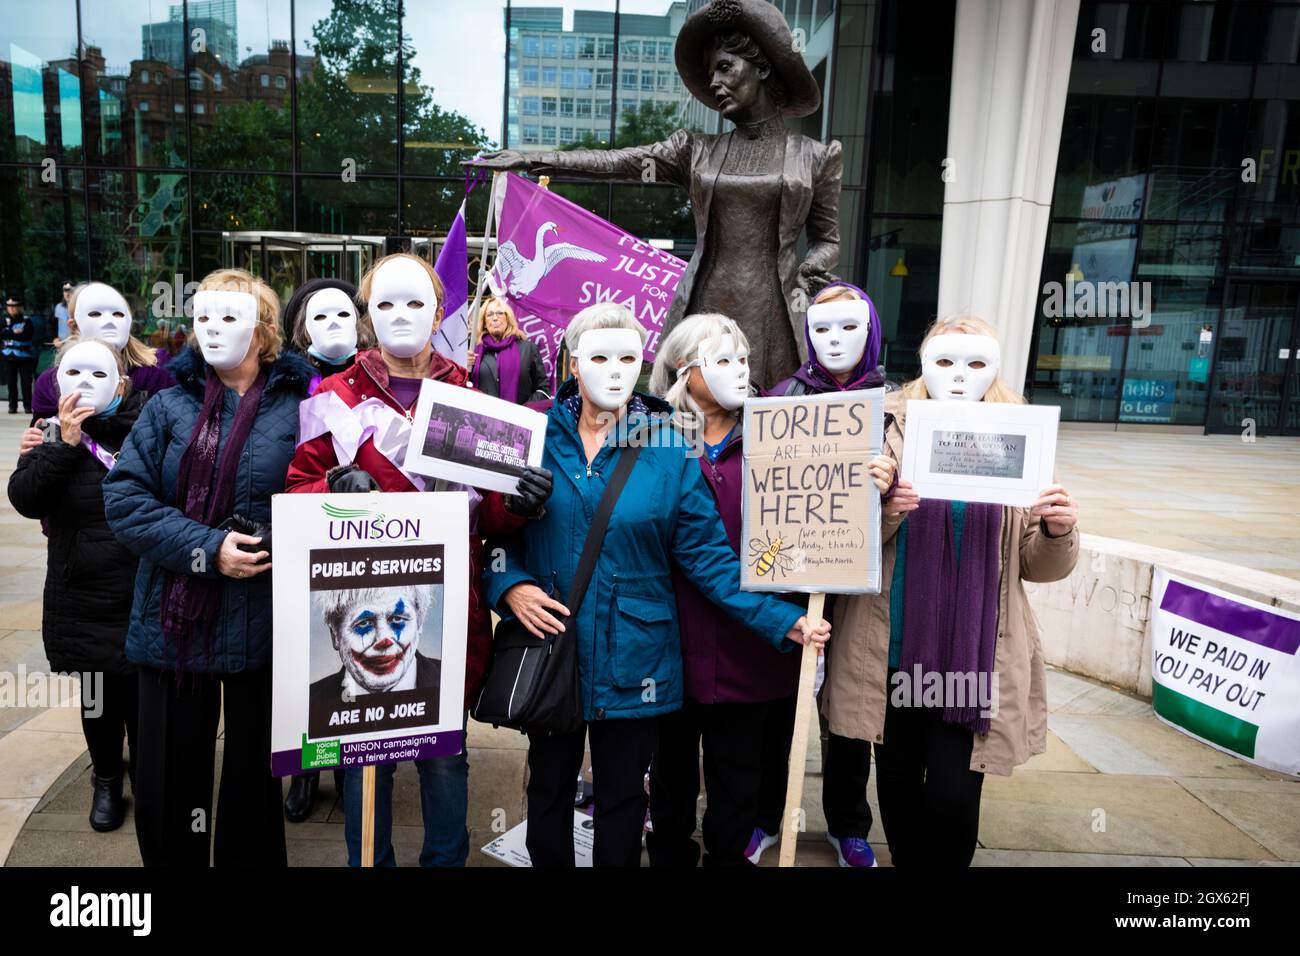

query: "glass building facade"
xmin=2 ymin=0 xmax=1298 ymax=433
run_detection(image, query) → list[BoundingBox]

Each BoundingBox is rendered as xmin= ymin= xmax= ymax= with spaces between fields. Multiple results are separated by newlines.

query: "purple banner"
xmin=491 ymin=172 xmax=686 ymax=387
xmin=1160 ymin=579 xmax=1300 ymax=655
xmin=272 ymin=729 xmax=465 ymax=777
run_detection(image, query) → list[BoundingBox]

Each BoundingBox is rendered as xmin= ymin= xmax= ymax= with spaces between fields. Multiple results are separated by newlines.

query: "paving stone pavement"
xmin=0 ymin=415 xmax=1296 ymax=867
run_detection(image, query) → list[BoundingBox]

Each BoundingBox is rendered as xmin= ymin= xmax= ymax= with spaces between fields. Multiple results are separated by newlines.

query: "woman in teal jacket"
xmin=483 ymin=302 xmax=828 ymax=868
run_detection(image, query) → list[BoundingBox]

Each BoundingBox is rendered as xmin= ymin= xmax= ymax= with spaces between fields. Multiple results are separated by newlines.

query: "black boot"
xmin=89 ymin=774 xmax=126 ymax=832
xmin=284 ymin=771 xmax=320 ymax=823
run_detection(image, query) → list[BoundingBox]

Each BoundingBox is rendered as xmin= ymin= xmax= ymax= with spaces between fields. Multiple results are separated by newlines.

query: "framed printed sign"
xmin=900 ymin=400 xmax=1059 ymax=508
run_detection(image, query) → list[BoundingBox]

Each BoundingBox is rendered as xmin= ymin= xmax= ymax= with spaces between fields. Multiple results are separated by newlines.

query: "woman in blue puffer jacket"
xmin=483 ymin=302 xmax=830 ymax=868
xmin=103 ymin=268 xmax=314 ymax=868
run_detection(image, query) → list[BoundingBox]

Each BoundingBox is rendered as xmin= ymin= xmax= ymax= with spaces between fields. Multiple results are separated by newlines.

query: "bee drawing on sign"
xmin=748 ymin=530 xmax=795 ymax=580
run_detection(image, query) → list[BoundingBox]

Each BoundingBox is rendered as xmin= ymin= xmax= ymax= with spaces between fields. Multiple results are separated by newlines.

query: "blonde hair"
xmin=813 ymin=285 xmax=862 ymax=304
xmin=357 ymin=253 xmax=446 ymax=345
xmin=649 ymin=312 xmax=751 ymax=420
xmin=67 ymin=283 xmax=159 ymax=370
xmin=194 ymin=268 xmax=284 ymax=365
xmin=903 ymin=314 xmax=1024 ymax=404
xmin=474 ymin=296 xmax=525 ymax=341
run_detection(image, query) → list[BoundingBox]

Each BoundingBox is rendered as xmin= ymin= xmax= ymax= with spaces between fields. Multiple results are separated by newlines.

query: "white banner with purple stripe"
xmin=1149 ymin=568 xmax=1300 ymax=778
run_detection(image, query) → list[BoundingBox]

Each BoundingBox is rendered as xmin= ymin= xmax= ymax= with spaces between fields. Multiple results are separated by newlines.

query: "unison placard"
xmin=271 ymin=492 xmax=469 ymax=776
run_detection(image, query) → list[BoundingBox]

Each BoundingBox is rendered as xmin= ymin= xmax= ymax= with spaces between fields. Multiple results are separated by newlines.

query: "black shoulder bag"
xmin=472 ymin=443 xmax=643 ymax=735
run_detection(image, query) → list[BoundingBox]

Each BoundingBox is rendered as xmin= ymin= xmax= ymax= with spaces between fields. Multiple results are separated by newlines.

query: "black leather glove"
xmin=505 ymin=465 xmax=553 ymax=517
xmin=327 ymin=463 xmax=380 ymax=494
xmin=221 ymin=513 xmax=272 ymax=562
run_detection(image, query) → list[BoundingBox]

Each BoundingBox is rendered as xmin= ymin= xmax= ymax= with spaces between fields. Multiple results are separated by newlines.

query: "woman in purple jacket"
xmin=645 ymin=312 xmax=894 ymax=866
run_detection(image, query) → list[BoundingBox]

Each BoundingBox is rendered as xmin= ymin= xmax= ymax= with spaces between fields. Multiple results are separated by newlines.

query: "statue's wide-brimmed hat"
xmin=675 ymin=0 xmax=822 ymax=119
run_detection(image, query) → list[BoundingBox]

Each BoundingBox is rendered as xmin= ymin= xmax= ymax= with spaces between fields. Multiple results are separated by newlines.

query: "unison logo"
xmin=322 ymin=503 xmax=421 ymax=542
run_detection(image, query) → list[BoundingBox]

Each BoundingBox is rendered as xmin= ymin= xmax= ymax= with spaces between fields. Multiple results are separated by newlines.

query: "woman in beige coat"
xmin=823 ymin=315 xmax=1080 ymax=867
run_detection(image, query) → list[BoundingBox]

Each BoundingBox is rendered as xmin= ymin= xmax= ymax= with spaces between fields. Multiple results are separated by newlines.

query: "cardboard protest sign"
xmin=741 ymin=389 xmax=885 ymax=594
xmin=270 ymin=492 xmax=469 ymax=776
xmin=1150 ymin=569 xmax=1300 ymax=778
xmin=404 ymin=379 xmax=547 ymax=495
xmin=901 ymin=399 xmax=1059 ymax=508
xmin=481 ymin=812 xmax=595 ymax=868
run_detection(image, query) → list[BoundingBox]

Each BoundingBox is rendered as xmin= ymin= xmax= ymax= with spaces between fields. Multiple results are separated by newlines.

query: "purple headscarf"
xmin=790 ymin=281 xmax=885 ymax=393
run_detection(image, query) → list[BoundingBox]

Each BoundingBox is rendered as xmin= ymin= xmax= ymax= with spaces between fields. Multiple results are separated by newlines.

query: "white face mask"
xmin=922 ymin=333 xmax=1001 ymax=402
xmin=694 ymin=333 xmax=750 ymax=411
xmin=73 ymin=284 xmax=132 ymax=349
xmin=304 ymin=287 xmax=359 ymax=361
xmin=57 ymin=341 xmax=121 ymax=414
xmin=807 ymin=299 xmax=871 ymax=374
xmin=192 ymin=290 xmax=259 ymax=371
xmin=576 ymin=328 xmax=643 ymax=411
xmin=367 ymin=258 xmax=439 ymax=359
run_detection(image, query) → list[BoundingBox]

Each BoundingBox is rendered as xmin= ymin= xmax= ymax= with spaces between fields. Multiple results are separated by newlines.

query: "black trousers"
xmin=647 ymin=699 xmax=770 ymax=867
xmin=756 ymin=689 xmax=874 ymax=839
xmin=81 ymin=672 xmax=138 ymax=783
xmin=5 ymin=358 xmax=33 ymax=412
xmin=873 ymin=682 xmax=985 ymax=867
xmin=135 ymin=667 xmax=287 ymax=867
xmin=526 ymin=717 xmax=657 ymax=868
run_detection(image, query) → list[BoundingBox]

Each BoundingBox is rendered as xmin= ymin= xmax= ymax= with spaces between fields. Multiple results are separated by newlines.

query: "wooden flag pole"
xmin=360 ymin=763 xmax=377 ymax=867
xmin=778 ymin=591 xmax=825 ymax=868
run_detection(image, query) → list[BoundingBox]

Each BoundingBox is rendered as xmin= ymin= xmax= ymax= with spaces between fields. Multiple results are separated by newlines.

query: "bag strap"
xmin=564 ymin=442 xmax=643 ymax=614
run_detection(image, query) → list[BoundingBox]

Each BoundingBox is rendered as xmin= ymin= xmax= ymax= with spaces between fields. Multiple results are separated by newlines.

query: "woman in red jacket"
xmin=284 ymin=253 xmax=549 ymax=866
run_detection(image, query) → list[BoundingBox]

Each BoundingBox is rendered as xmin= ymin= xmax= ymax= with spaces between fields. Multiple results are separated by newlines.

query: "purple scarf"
xmin=899 ymin=499 xmax=1003 ymax=734
xmin=474 ymin=334 xmax=521 ymax=403
xmin=160 ymin=365 xmax=268 ymax=671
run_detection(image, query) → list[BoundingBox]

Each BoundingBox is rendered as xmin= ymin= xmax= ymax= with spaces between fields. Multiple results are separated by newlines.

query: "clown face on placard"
xmin=73 ymin=283 xmax=132 ymax=349
xmin=304 ymin=287 xmax=359 ymax=361
xmin=367 ymin=258 xmax=440 ymax=359
xmin=323 ymin=586 xmax=433 ymax=697
xmin=56 ymin=340 xmax=121 ymax=414
xmin=807 ymin=298 xmax=871 ymax=375
xmin=921 ymin=333 xmax=1001 ymax=402
xmin=192 ymin=289 xmax=259 ymax=371
xmin=574 ymin=328 xmax=643 ymax=412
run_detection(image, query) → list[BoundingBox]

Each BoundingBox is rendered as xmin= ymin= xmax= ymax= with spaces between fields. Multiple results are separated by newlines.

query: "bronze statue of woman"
xmin=473 ymin=0 xmax=844 ymax=389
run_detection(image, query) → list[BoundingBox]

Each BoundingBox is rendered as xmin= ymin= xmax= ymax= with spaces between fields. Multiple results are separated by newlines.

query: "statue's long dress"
xmin=690 ymin=115 xmax=796 ymax=390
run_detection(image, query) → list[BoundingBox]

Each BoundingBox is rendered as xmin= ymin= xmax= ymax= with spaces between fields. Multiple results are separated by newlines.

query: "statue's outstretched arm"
xmin=472 ymin=130 xmax=692 ymax=188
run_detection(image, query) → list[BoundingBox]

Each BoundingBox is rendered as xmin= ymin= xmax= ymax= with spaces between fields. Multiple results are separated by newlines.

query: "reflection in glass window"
xmin=542 ymin=66 xmax=557 ymax=85
xmin=296 ymin=0 xmax=399 ymax=174
xmin=523 ymin=36 xmax=540 ymax=57
xmin=621 ymin=39 xmax=639 ymax=61
xmin=562 ymin=37 xmax=576 ymax=59
xmin=561 ymin=98 xmax=575 ymax=116
xmin=543 ymin=37 xmax=559 ymax=58
xmin=402 ymin=0 xmax=499 ymax=174
xmin=543 ymin=127 xmax=558 ymax=145
xmin=80 ymin=0 xmax=188 ymax=167
xmin=597 ymin=68 xmax=613 ymax=89
xmin=562 ymin=69 xmax=575 ymax=89
xmin=522 ymin=66 xmax=539 ymax=85
xmin=542 ymin=97 xmax=557 ymax=116
xmin=577 ymin=100 xmax=593 ymax=118
xmin=0 ymin=166 xmax=87 ymax=320
xmin=188 ymin=0 xmax=292 ymax=172
xmin=577 ymin=69 xmax=593 ymax=89
xmin=523 ymin=97 xmax=540 ymax=116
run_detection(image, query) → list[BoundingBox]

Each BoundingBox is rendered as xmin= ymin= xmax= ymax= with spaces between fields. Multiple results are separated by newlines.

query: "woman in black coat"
xmin=470 ymin=296 xmax=550 ymax=404
xmin=7 ymin=340 xmax=146 ymax=833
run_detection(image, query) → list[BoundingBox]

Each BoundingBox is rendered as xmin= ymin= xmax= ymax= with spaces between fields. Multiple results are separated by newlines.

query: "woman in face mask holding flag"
xmin=284 ymin=253 xmax=539 ymax=868
xmin=103 ymin=269 xmax=315 ymax=867
xmin=827 ymin=315 xmax=1080 ymax=867
xmin=482 ymin=302 xmax=830 ymax=868
xmin=8 ymin=339 xmax=146 ymax=834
